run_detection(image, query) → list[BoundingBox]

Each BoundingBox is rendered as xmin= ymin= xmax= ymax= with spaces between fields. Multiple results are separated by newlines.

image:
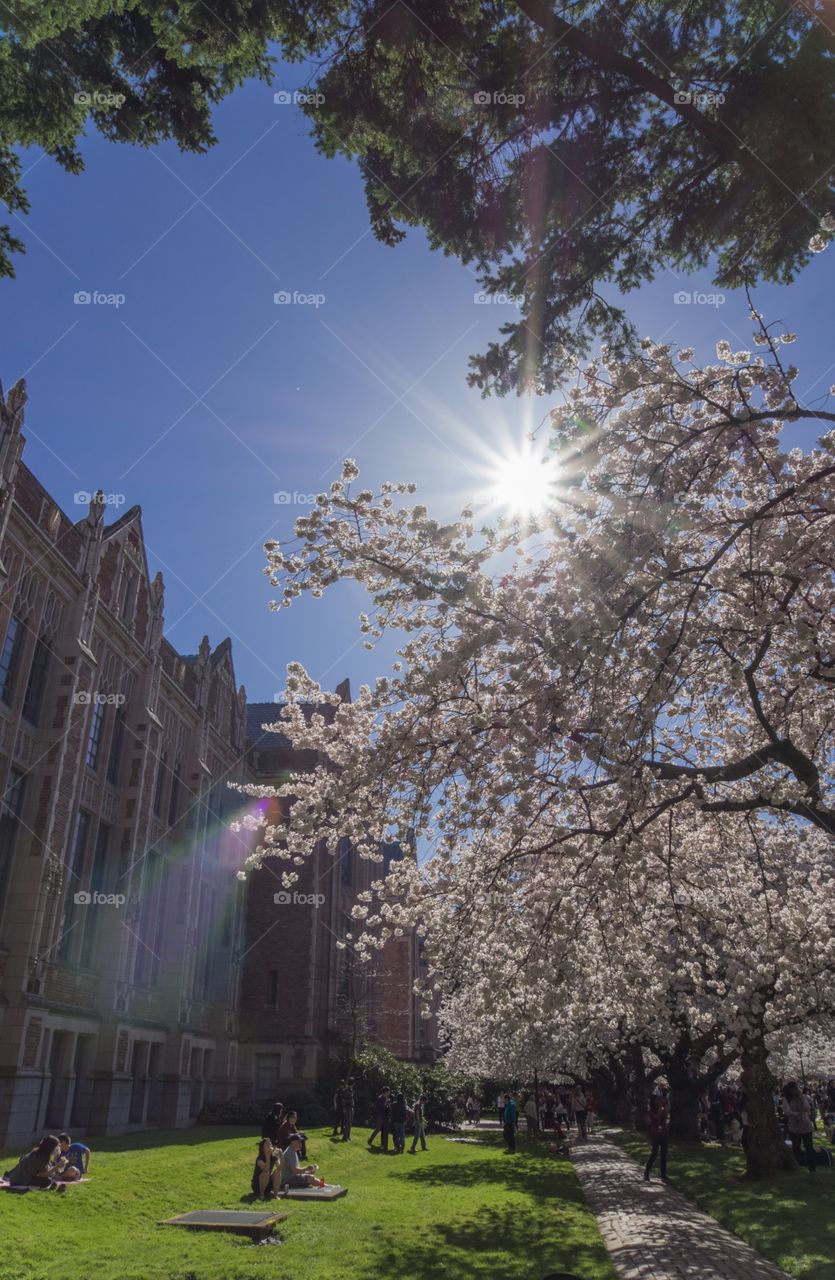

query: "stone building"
xmin=0 ymin=381 xmax=434 ymax=1150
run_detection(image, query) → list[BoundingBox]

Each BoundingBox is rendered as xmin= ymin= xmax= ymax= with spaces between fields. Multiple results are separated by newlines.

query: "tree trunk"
xmin=740 ymin=1034 xmax=795 ymax=1178
xmin=667 ymin=1059 xmax=702 ymax=1142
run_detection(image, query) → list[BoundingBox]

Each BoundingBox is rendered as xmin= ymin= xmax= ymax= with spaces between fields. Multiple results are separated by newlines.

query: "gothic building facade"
xmin=0 ymin=382 xmax=433 ymax=1151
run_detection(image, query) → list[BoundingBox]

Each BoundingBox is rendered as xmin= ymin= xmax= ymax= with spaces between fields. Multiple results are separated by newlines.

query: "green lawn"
xmin=607 ymin=1127 xmax=835 ymax=1280
xmin=0 ymin=1125 xmax=615 ymax=1280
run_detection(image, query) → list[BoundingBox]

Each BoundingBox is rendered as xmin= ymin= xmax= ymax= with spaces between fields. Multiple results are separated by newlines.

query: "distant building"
xmin=0 ymin=380 xmax=435 ymax=1149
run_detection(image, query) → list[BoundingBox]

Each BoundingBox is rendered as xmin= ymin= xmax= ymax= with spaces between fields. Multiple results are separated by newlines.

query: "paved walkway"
xmin=571 ymin=1134 xmax=791 ymax=1280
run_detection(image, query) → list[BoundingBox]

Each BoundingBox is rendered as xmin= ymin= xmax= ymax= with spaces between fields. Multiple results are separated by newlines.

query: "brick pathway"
xmin=571 ymin=1134 xmax=791 ymax=1280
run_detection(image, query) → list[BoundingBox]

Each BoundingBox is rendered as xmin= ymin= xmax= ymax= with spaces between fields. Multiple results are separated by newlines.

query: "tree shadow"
xmin=397 ymin=1154 xmax=570 ymax=1205
xmin=349 ymin=1202 xmax=611 ymax=1280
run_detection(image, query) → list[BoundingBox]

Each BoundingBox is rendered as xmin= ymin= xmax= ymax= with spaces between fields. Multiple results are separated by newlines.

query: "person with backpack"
xmin=643 ymin=1091 xmax=670 ymax=1183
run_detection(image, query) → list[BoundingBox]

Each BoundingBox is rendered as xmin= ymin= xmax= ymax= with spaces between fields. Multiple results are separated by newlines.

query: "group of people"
xmin=3 ymin=1133 xmax=90 ymax=1191
xmin=367 ymin=1088 xmax=428 ymax=1154
xmin=495 ymin=1086 xmax=595 ymax=1153
xmin=252 ymin=1101 xmax=326 ymax=1199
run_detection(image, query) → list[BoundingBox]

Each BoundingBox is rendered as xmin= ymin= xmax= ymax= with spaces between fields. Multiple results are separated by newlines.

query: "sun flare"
xmin=485 ymin=442 xmax=558 ymax=517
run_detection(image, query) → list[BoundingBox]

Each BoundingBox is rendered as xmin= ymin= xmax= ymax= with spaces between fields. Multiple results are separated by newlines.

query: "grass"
xmin=0 ymin=1125 xmax=616 ymax=1280
xmin=607 ymin=1126 xmax=835 ymax=1280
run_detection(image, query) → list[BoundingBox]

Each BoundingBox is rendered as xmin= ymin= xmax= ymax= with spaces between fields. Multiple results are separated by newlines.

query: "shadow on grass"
xmin=398 ymin=1155 xmax=569 ymax=1205
xmin=349 ymin=1202 xmax=611 ymax=1280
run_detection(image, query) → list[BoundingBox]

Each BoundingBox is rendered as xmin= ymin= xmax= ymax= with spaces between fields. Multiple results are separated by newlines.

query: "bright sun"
xmin=486 ymin=442 xmax=558 ymax=517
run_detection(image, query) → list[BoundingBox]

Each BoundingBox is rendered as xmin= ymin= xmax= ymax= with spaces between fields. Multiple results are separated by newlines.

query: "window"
xmin=134 ymin=850 xmax=164 ymax=986
xmin=153 ymin=752 xmax=167 ymax=816
xmin=0 ymin=767 xmax=27 ymax=919
xmin=85 ymin=699 xmax=106 ymax=770
xmin=119 ymin=573 xmax=135 ymax=623
xmin=167 ymin=766 xmax=180 ymax=828
xmin=0 ymin=616 xmax=23 ymax=706
xmin=266 ymin=969 xmax=278 ymax=1008
xmin=254 ymin=1053 xmax=281 ymax=1096
xmin=193 ymin=882 xmax=215 ymax=1001
xmin=21 ymin=637 xmax=51 ymax=725
xmin=106 ymin=708 xmax=125 ymax=784
xmin=80 ymin=823 xmax=110 ymax=968
xmin=58 ymin=810 xmax=91 ymax=960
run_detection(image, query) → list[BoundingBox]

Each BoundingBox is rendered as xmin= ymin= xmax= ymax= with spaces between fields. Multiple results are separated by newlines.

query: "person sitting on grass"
xmin=3 ymin=1135 xmax=65 ymax=1191
xmin=281 ymin=1134 xmax=323 ymax=1189
xmin=54 ymin=1134 xmax=90 ymax=1181
xmin=251 ymin=1136 xmax=283 ymax=1200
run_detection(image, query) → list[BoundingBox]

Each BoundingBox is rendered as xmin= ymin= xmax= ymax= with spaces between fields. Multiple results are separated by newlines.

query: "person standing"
xmin=503 ymin=1093 xmax=518 ymax=1152
xmin=782 ymin=1081 xmax=816 ymax=1172
xmin=342 ymin=1077 xmax=355 ymax=1141
xmin=391 ymin=1091 xmax=407 ymax=1153
xmin=572 ymin=1086 xmax=588 ymax=1142
xmin=261 ymin=1101 xmax=284 ymax=1144
xmin=643 ymin=1092 xmax=669 ymax=1183
xmin=410 ymin=1095 xmax=428 ymax=1152
xmin=524 ymin=1094 xmax=539 ymax=1138
xmin=332 ymin=1080 xmax=345 ymax=1136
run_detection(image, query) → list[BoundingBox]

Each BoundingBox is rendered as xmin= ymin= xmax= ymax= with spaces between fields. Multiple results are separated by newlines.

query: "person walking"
xmin=643 ymin=1092 xmax=669 ymax=1182
xmin=341 ymin=1077 xmax=355 ymax=1142
xmin=573 ymin=1086 xmax=589 ymax=1142
xmin=503 ymin=1093 xmax=518 ymax=1152
xmin=782 ymin=1081 xmax=816 ymax=1172
xmin=410 ymin=1095 xmax=428 ymax=1152
xmin=368 ymin=1087 xmax=392 ymax=1150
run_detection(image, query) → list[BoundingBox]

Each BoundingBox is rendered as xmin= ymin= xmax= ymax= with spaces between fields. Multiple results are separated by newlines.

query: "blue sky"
xmin=3 ymin=65 xmax=834 ymax=701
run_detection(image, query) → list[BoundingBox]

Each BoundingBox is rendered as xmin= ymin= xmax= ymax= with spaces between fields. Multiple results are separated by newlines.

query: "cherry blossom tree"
xmin=236 ymin=316 xmax=835 ymax=1175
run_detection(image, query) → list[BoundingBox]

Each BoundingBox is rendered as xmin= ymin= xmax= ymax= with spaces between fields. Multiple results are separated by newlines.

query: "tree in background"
xmin=2 ymin=2 xmax=834 ymax=388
